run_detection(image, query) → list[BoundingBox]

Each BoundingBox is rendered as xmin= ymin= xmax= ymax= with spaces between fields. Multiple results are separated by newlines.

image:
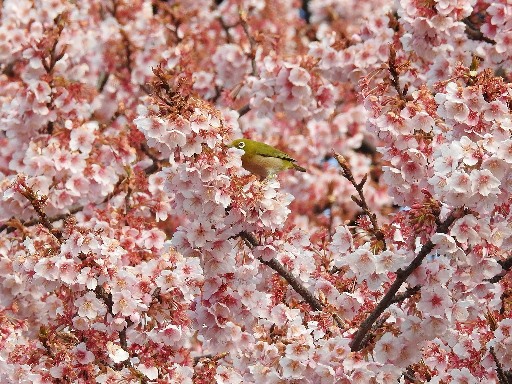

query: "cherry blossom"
xmin=0 ymin=0 xmax=511 ymax=382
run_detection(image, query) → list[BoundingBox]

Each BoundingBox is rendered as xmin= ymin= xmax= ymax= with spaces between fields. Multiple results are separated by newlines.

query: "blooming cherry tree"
xmin=1 ymin=0 xmax=512 ymax=383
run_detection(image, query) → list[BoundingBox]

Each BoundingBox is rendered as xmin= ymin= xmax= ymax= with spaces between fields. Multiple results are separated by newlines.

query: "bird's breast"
xmin=242 ymin=154 xmax=290 ymax=179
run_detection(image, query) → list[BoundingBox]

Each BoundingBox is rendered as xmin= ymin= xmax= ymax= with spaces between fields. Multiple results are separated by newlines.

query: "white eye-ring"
xmin=237 ymin=142 xmax=245 ymax=149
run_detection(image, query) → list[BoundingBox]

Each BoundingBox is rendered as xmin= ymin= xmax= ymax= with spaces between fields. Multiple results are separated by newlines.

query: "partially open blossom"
xmin=0 ymin=0 xmax=511 ymax=382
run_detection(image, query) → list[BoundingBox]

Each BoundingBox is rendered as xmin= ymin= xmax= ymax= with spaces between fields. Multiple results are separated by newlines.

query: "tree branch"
xmin=462 ymin=18 xmax=496 ymax=45
xmin=239 ymin=10 xmax=258 ymax=76
xmin=239 ymin=231 xmax=345 ymax=329
xmin=1 ymin=162 xmax=159 ymax=235
xmin=389 ymin=285 xmax=421 ymax=305
xmin=333 ymin=151 xmax=386 ymax=250
xmin=490 ymin=346 xmax=512 ymax=384
xmin=387 ymin=45 xmax=407 ymax=102
xmin=218 ymin=16 xmax=234 ymax=44
xmin=239 ymin=231 xmax=324 ymax=311
xmin=488 ymin=256 xmax=512 ymax=283
xmin=237 ymin=103 xmax=251 ymax=117
xmin=350 ymin=207 xmax=468 ymax=351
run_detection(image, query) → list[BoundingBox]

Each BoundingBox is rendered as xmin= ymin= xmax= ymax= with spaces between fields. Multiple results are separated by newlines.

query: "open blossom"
xmin=329 ymin=225 xmax=354 ymax=254
xmin=69 ymin=121 xmax=98 ymax=154
xmin=374 ymin=333 xmax=401 ymax=363
xmin=111 ymin=289 xmax=141 ymax=317
xmin=450 ymin=215 xmax=481 ymax=245
xmin=469 ymin=169 xmax=501 ymax=196
xmin=417 ymin=286 xmax=452 ymax=317
xmin=106 ymin=342 xmax=129 ymax=364
xmin=497 ymin=139 xmax=512 ymax=163
xmin=73 ymin=342 xmax=95 ymax=365
xmin=335 ymin=243 xmax=377 ymax=281
xmin=75 ymin=291 xmax=106 ymax=319
xmin=212 ymin=44 xmax=251 ymax=89
xmin=1 ymin=0 xmax=512 ymax=382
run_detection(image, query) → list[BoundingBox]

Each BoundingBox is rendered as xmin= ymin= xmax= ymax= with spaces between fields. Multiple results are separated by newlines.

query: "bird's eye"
xmin=237 ymin=142 xmax=245 ymax=149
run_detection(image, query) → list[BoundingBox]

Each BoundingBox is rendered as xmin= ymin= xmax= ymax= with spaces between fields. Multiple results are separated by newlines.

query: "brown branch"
xmin=15 ymin=178 xmax=63 ymax=241
xmin=265 ymin=258 xmax=324 ymax=310
xmin=237 ymin=103 xmax=250 ymax=117
xmin=218 ymin=16 xmax=235 ymax=44
xmin=359 ymin=313 xmax=390 ymax=351
xmin=499 ymin=256 xmax=512 ymax=271
xmin=488 ymin=256 xmax=512 ymax=283
xmin=2 ymin=161 xmax=160 ymax=235
xmin=403 ymin=368 xmax=421 ymax=383
xmin=2 ymin=61 xmax=16 ymax=77
xmin=462 ymin=18 xmax=496 ymax=45
xmin=333 ymin=151 xmax=386 ymax=250
xmin=389 ymin=285 xmax=421 ymax=305
xmin=120 ymin=29 xmax=133 ymax=73
xmin=97 ymin=71 xmax=110 ymax=92
xmin=2 ymin=204 xmax=84 ymax=234
xmin=387 ymin=45 xmax=407 ymax=101
xmin=490 ymin=347 xmax=511 ymax=384
xmin=42 ymin=15 xmax=67 ymax=75
xmin=239 ymin=10 xmax=258 ymax=76
xmin=350 ymin=207 xmax=468 ymax=352
xmin=140 ymin=83 xmax=152 ymax=95
xmin=140 ymin=143 xmax=161 ymax=167
xmin=239 ymin=231 xmax=323 ymax=311
xmin=355 ymin=139 xmax=377 ymax=156
xmin=194 ymin=354 xmax=213 ymax=365
xmin=237 ymin=231 xmax=348 ymax=329
xmin=193 ymin=352 xmax=228 ymax=366
xmin=95 ymin=285 xmax=133 ymax=366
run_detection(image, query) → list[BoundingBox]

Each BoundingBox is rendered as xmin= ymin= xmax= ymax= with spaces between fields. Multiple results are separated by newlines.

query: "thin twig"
xmin=193 ymin=352 xmax=228 ymax=366
xmin=403 ymin=368 xmax=421 ymax=383
xmin=389 ymin=285 xmax=421 ymax=305
xmin=237 ymin=103 xmax=250 ymax=117
xmin=359 ymin=313 xmax=390 ymax=350
xmin=239 ymin=10 xmax=258 ymax=76
xmin=462 ymin=18 xmax=496 ymax=45
xmin=387 ymin=45 xmax=407 ymax=101
xmin=42 ymin=15 xmax=66 ymax=75
xmin=120 ymin=29 xmax=133 ymax=73
xmin=218 ymin=16 xmax=234 ymax=44
xmin=95 ymin=285 xmax=133 ymax=367
xmin=239 ymin=231 xmax=323 ymax=311
xmin=490 ymin=347 xmax=511 ymax=384
xmin=301 ymin=0 xmax=311 ymax=24
xmin=97 ymin=71 xmax=110 ymax=92
xmin=1 ymin=161 xmax=159 ymax=235
xmin=239 ymin=231 xmax=344 ymax=328
xmin=15 ymin=179 xmax=63 ymax=241
xmin=488 ymin=257 xmax=512 ymax=283
xmin=333 ymin=151 xmax=386 ymax=250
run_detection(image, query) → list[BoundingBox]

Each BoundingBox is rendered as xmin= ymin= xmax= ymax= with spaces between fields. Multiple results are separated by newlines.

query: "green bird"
xmin=229 ymin=138 xmax=306 ymax=180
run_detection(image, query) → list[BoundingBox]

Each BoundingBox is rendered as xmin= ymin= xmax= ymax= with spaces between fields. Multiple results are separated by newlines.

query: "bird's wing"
xmin=257 ymin=142 xmax=297 ymax=162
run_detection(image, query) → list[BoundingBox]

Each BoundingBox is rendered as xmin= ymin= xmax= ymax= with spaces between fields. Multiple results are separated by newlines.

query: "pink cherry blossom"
xmin=75 ymin=291 xmax=106 ymax=320
xmin=1 ymin=0 xmax=512 ymax=382
xmin=73 ymin=342 xmax=95 ymax=365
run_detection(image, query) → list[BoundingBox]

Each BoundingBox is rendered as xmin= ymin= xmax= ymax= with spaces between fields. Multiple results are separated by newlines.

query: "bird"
xmin=229 ymin=138 xmax=306 ymax=180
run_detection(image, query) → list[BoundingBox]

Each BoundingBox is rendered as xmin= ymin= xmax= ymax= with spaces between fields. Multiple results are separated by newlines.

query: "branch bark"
xmin=350 ymin=207 xmax=468 ymax=351
xmin=488 ymin=256 xmax=512 ymax=283
xmin=333 ymin=151 xmax=386 ymax=250
xmin=239 ymin=231 xmax=324 ymax=311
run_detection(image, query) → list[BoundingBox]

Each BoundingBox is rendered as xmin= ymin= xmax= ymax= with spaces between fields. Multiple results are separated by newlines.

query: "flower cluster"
xmin=1 ymin=0 xmax=511 ymax=382
xmin=246 ymin=59 xmax=336 ymax=120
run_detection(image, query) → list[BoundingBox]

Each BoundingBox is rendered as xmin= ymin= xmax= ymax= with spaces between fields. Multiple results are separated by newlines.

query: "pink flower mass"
xmin=1 ymin=0 xmax=512 ymax=382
